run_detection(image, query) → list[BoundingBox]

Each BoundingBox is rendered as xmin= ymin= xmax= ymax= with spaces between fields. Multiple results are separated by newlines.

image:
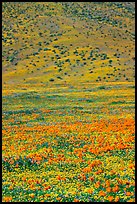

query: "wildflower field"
xmin=2 ymin=2 xmax=135 ymax=202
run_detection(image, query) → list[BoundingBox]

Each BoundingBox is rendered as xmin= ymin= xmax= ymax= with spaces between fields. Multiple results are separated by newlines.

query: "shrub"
xmin=49 ymin=78 xmax=54 ymax=82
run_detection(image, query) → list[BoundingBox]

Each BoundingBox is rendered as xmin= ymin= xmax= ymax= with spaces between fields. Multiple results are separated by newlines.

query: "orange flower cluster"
xmin=2 ymin=114 xmax=135 ymax=202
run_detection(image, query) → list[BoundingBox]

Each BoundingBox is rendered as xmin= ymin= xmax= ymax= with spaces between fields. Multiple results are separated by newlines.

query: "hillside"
xmin=2 ymin=2 xmax=135 ymax=92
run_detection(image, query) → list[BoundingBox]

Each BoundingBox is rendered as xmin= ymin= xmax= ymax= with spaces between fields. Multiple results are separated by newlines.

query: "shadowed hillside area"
xmin=2 ymin=2 xmax=135 ymax=202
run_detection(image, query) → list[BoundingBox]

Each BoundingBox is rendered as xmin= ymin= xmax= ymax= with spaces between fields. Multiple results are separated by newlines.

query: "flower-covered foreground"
xmin=2 ymin=83 xmax=135 ymax=202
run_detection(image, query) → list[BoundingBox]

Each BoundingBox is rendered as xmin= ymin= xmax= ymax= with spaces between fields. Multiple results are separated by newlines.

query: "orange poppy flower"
xmin=2 ymin=146 xmax=6 ymax=151
xmin=56 ymin=175 xmax=61 ymax=180
xmin=29 ymin=193 xmax=35 ymax=198
xmin=44 ymin=186 xmax=51 ymax=190
xmin=105 ymin=180 xmax=110 ymax=187
xmin=82 ymin=175 xmax=86 ymax=181
xmin=106 ymin=187 xmax=111 ymax=193
xmin=3 ymin=196 xmax=12 ymax=202
xmin=115 ymin=196 xmax=120 ymax=202
xmin=117 ymin=179 xmax=123 ymax=185
xmin=127 ymin=198 xmax=135 ymax=202
xmin=22 ymin=177 xmax=26 ymax=181
xmin=95 ymin=169 xmax=103 ymax=175
xmin=82 ymin=166 xmax=92 ymax=173
xmin=112 ymin=185 xmax=119 ymax=192
xmin=126 ymin=191 xmax=131 ymax=196
xmin=87 ymin=189 xmax=93 ymax=194
xmin=107 ymin=196 xmax=114 ymax=202
xmin=89 ymin=176 xmax=94 ymax=181
xmin=56 ymin=197 xmax=61 ymax=201
xmin=128 ymin=163 xmax=134 ymax=169
xmin=46 ymin=194 xmax=51 ymax=197
xmin=9 ymin=159 xmax=14 ymax=165
xmin=62 ymin=177 xmax=66 ymax=181
xmin=99 ymin=190 xmax=106 ymax=197
xmin=36 ymin=179 xmax=40 ymax=184
xmin=15 ymin=163 xmax=19 ymax=168
xmin=9 ymin=185 xmax=13 ymax=190
xmin=94 ymin=181 xmax=100 ymax=188
xmin=74 ymin=199 xmax=80 ymax=202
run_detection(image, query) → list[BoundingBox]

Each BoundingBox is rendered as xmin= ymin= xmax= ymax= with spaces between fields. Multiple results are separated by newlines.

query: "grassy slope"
xmin=2 ymin=2 xmax=135 ymax=89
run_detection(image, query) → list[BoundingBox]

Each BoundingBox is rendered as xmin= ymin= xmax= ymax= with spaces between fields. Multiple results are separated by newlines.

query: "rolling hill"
xmin=2 ymin=2 xmax=135 ymax=92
